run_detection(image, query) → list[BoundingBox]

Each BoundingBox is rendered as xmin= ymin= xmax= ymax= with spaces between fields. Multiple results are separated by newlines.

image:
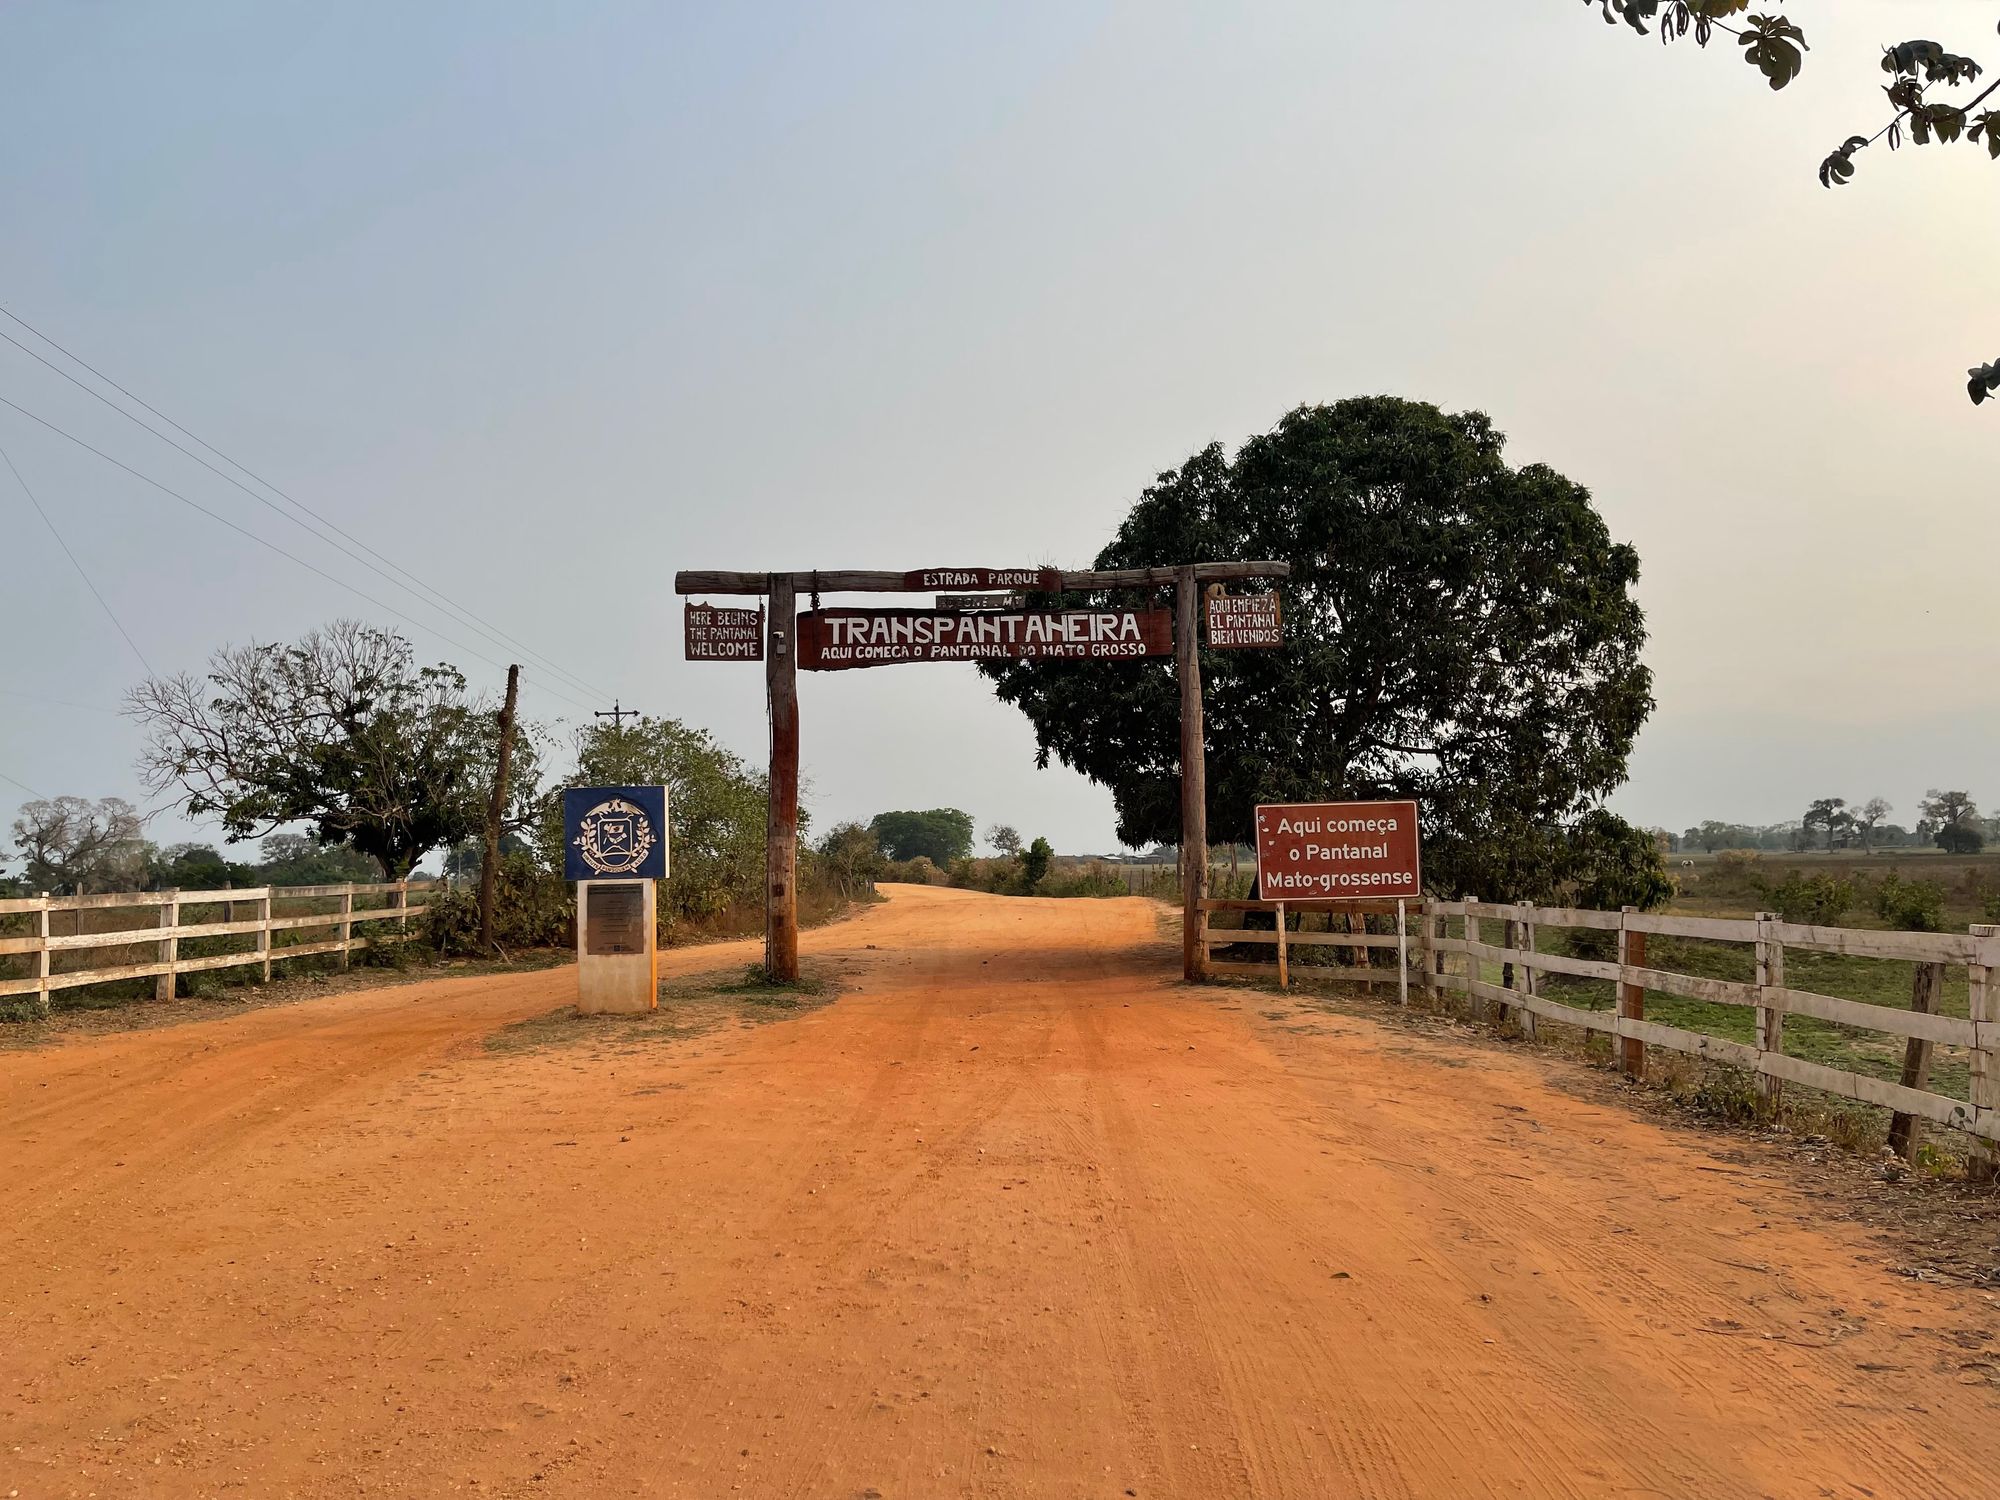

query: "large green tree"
xmin=129 ymin=621 xmax=539 ymax=879
xmin=981 ymin=397 xmax=1660 ymax=902
xmin=542 ymin=715 xmax=769 ymax=923
xmin=869 ymin=809 xmax=975 ymax=865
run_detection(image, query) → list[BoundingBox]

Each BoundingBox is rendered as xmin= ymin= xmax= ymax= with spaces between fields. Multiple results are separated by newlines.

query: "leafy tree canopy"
xmin=541 ymin=715 xmax=769 ymax=923
xmin=869 ymin=809 xmax=975 ymax=866
xmin=1587 ymin=4 xmax=2000 ymax=402
xmin=7 ymin=795 xmax=146 ymax=894
xmin=981 ymin=397 xmax=1659 ymax=903
xmin=128 ymin=621 xmax=539 ymax=879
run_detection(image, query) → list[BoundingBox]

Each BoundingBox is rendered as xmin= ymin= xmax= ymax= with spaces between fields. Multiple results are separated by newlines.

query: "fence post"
xmin=1970 ymin=925 xmax=1998 ymax=1181
xmin=1417 ymin=900 xmax=1434 ymax=999
xmin=155 ymin=889 xmax=180 ymax=1002
xmin=1501 ymin=916 xmax=1519 ymax=1028
xmin=1518 ymin=902 xmax=1538 ymax=1042
xmin=1396 ymin=898 xmax=1410 ymax=1007
xmin=1464 ymin=902 xmax=1483 ymax=1019
xmin=259 ymin=892 xmax=273 ymax=981
xmin=339 ymin=885 xmax=355 ymax=970
xmin=1888 ymin=960 xmax=1946 ymax=1161
xmin=33 ymin=893 xmax=51 ymax=1020
xmin=394 ymin=882 xmax=408 ymax=936
xmin=1275 ymin=900 xmax=1289 ymax=990
xmin=1754 ymin=912 xmax=1785 ymax=1112
xmin=1617 ymin=906 xmax=1646 ymax=1079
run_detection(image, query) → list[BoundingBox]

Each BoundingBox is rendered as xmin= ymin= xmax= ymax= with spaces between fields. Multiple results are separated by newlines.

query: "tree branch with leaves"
xmin=1588 ymin=4 xmax=2000 ymax=402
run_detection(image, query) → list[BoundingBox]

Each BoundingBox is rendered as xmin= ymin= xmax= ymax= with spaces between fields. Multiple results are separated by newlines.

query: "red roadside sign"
xmin=1254 ymin=799 xmax=1421 ymax=902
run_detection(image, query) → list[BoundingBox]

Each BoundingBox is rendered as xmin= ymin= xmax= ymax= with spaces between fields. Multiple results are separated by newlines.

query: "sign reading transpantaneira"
xmin=797 ymin=608 xmax=1172 ymax=670
xmin=684 ymin=603 xmax=764 ymax=661
xmin=1254 ymin=799 xmax=1421 ymax=901
xmin=1206 ymin=591 xmax=1283 ymax=648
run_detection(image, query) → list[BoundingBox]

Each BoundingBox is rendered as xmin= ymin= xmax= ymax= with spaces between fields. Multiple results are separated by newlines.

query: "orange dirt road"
xmin=5 ymin=885 xmax=1998 ymax=1499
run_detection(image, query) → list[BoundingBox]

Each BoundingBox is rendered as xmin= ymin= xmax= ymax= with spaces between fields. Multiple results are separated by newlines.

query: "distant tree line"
xmin=1659 ymin=791 xmax=1991 ymax=857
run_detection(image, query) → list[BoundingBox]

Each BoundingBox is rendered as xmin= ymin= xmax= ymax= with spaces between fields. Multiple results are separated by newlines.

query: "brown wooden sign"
xmin=1254 ymin=799 xmax=1421 ymax=901
xmin=797 ymin=608 xmax=1171 ymax=670
xmin=684 ymin=603 xmax=764 ymax=661
xmin=901 ymin=567 xmax=1060 ymax=592
xmin=1207 ymin=590 xmax=1283 ymax=648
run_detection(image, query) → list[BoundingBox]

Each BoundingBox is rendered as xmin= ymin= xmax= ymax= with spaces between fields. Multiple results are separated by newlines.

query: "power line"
xmin=0 ymin=439 xmax=156 ymax=675
xmin=0 ymin=392 xmax=599 ymax=715
xmin=0 ymin=764 xmax=44 ymax=799
xmin=0 ymin=687 xmax=120 ymax=717
xmin=0 ymin=306 xmax=614 ymax=702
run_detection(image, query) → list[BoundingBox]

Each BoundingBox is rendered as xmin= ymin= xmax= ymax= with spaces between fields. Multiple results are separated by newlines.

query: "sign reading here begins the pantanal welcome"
xmin=1254 ymin=799 xmax=1421 ymax=901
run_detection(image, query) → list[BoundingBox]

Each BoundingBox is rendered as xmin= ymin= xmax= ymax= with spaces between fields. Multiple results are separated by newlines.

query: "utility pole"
xmin=595 ymin=700 xmax=637 ymax=729
xmin=479 ymin=663 xmax=521 ymax=953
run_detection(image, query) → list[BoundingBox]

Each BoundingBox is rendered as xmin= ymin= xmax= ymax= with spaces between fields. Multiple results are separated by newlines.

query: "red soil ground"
xmin=4 ymin=884 xmax=1998 ymax=1498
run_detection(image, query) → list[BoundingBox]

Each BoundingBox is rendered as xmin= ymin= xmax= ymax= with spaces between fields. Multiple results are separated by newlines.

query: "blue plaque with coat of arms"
xmin=563 ymin=785 xmax=670 ymax=882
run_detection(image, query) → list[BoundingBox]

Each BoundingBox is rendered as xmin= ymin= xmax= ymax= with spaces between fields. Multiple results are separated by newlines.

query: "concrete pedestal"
xmin=575 ymin=879 xmax=658 ymax=1014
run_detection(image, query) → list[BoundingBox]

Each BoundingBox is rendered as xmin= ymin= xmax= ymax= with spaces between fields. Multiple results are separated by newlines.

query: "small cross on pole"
xmin=595 ymin=700 xmax=638 ymax=729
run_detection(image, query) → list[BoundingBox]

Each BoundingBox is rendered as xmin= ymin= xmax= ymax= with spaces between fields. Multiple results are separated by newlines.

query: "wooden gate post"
xmin=1888 ymin=960 xmax=1947 ymax=1161
xmin=1275 ymin=900 xmax=1289 ymax=990
xmin=33 ymin=893 xmax=51 ymax=1019
xmin=1617 ymin=906 xmax=1646 ymax=1079
xmin=1970 ymin=924 xmax=1999 ymax=1181
xmin=1464 ymin=904 xmax=1482 ymax=1019
xmin=765 ymin=574 xmax=801 ymax=983
xmin=1754 ymin=912 xmax=1785 ymax=1111
xmin=1176 ymin=567 xmax=1207 ymax=981
xmin=155 ymin=890 xmax=179 ymax=1002
xmin=1396 ymin=898 xmax=1410 ymax=1007
xmin=1517 ymin=903 xmax=1538 ymax=1042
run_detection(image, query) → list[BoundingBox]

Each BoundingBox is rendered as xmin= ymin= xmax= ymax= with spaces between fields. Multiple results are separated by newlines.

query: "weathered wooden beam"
xmin=1178 ymin=566 xmax=1208 ymax=981
xmin=1888 ymin=960 xmax=1946 ymax=1160
xmin=674 ymin=561 xmax=1291 ymax=596
xmin=766 ymin=576 xmax=801 ymax=982
xmin=1618 ymin=906 xmax=1647 ymax=1079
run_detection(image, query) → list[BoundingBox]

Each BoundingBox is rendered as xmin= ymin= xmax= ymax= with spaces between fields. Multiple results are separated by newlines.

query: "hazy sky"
xmin=2 ymin=2 xmax=1996 ymax=865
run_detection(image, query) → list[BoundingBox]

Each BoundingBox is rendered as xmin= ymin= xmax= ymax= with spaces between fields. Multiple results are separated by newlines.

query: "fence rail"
xmin=1199 ymin=894 xmax=2000 ymax=1166
xmin=0 ymin=882 xmax=432 ymax=1014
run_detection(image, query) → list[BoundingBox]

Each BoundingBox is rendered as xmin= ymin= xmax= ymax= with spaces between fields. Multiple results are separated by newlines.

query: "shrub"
xmin=1762 ymin=873 xmax=1853 ymax=926
xmin=882 ymin=856 xmax=946 ymax=886
xmin=1022 ymin=837 xmax=1053 ymax=889
xmin=1039 ymin=862 xmax=1128 ymax=898
xmin=422 ymin=853 xmax=573 ymax=955
xmin=1875 ymin=872 xmax=1948 ymax=933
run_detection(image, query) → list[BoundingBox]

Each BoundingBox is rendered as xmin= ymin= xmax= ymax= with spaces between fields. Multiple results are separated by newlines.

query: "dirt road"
xmin=5 ymin=885 xmax=1998 ymax=1498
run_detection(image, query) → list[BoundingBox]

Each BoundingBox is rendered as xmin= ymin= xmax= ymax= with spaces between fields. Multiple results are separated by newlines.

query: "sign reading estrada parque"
xmin=1254 ymin=798 xmax=1421 ymax=901
xmin=797 ymin=607 xmax=1173 ymax=670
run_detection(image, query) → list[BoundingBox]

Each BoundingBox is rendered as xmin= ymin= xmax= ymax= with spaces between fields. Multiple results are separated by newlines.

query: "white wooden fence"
xmin=0 ymin=882 xmax=432 ymax=1016
xmin=1200 ymin=895 xmax=2000 ymax=1165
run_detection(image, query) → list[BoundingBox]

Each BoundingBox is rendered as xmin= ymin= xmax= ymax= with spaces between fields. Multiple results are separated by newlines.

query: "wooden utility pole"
xmin=478 ymin=663 xmax=520 ymax=953
xmin=1176 ymin=567 xmax=1207 ymax=982
xmin=765 ymin=576 xmax=801 ymax=982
